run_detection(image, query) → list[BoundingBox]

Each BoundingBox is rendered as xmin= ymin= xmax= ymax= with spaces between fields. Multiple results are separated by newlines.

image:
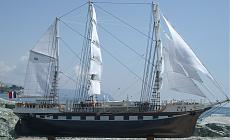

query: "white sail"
xmin=88 ymin=3 xmax=102 ymax=95
xmin=161 ymin=16 xmax=207 ymax=97
xmin=23 ymin=22 xmax=57 ymax=97
xmin=162 ymin=15 xmax=213 ymax=81
xmin=163 ymin=47 xmax=205 ymax=97
xmin=32 ymin=24 xmax=57 ymax=58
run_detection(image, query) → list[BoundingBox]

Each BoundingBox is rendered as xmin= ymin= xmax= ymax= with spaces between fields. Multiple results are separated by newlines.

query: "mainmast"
xmin=151 ymin=3 xmax=162 ymax=110
xmin=140 ymin=3 xmax=162 ymax=111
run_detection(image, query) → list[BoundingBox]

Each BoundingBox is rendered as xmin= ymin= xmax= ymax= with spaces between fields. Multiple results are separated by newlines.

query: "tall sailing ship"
xmin=13 ymin=1 xmax=229 ymax=138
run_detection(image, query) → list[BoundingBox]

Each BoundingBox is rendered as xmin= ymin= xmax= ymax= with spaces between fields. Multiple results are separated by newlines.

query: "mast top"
xmin=56 ymin=17 xmax=60 ymax=21
xmin=152 ymin=0 xmax=159 ymax=5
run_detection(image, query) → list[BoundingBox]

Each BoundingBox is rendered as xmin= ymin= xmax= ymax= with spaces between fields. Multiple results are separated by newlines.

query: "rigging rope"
xmin=199 ymin=102 xmax=228 ymax=119
xmin=201 ymin=83 xmax=219 ymax=103
xmin=140 ymin=7 xmax=158 ymax=103
xmin=59 ymin=2 xmax=88 ymax=18
xmin=97 ymin=24 xmax=145 ymax=60
xmin=61 ymin=28 xmax=143 ymax=99
xmin=100 ymin=45 xmax=142 ymax=81
xmin=60 ymin=19 xmax=88 ymax=39
xmin=211 ymin=78 xmax=229 ymax=99
xmin=144 ymin=23 xmax=156 ymax=102
xmin=94 ymin=3 xmax=162 ymax=103
xmin=140 ymin=11 xmax=153 ymax=102
xmin=59 ymin=5 xmax=229 ymax=104
xmin=59 ymin=37 xmax=82 ymax=86
xmin=94 ymin=4 xmax=156 ymax=42
xmin=60 ymin=19 xmax=89 ymax=101
xmin=76 ymin=6 xmax=91 ymax=102
xmin=59 ymin=19 xmax=143 ymax=82
xmin=92 ymin=2 xmax=151 ymax=5
xmin=60 ymin=37 xmax=81 ymax=60
xmin=117 ymin=77 xmax=140 ymax=97
xmin=95 ymin=4 xmax=160 ymax=103
xmin=97 ymin=23 xmax=157 ymax=75
xmin=59 ymin=71 xmax=77 ymax=83
xmin=59 ymin=16 xmax=168 ymax=104
xmin=59 ymin=19 xmax=89 ymax=100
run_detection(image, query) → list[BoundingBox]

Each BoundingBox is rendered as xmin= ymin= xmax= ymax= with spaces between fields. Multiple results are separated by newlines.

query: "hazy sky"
xmin=0 ymin=0 xmax=229 ymax=102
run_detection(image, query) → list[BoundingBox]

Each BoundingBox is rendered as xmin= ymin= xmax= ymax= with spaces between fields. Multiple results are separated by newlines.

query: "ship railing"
xmin=64 ymin=101 xmax=103 ymax=112
xmin=62 ymin=100 xmax=142 ymax=113
xmin=138 ymin=102 xmax=164 ymax=112
xmin=15 ymin=102 xmax=59 ymax=109
xmin=161 ymin=99 xmax=208 ymax=106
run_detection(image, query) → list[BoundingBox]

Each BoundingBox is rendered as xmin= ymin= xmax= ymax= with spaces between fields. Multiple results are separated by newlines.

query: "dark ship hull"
xmin=14 ymin=108 xmax=209 ymax=138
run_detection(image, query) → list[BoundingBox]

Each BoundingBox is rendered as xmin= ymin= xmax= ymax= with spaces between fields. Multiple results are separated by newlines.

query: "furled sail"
xmin=23 ymin=21 xmax=58 ymax=97
xmin=88 ymin=3 xmax=102 ymax=95
xmin=162 ymin=15 xmax=208 ymax=97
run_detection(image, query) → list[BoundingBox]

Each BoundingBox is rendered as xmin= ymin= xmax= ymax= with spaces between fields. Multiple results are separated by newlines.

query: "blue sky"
xmin=0 ymin=0 xmax=229 ymax=102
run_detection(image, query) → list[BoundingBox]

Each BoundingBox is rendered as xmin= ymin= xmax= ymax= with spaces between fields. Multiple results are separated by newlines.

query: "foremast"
xmin=21 ymin=17 xmax=60 ymax=104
